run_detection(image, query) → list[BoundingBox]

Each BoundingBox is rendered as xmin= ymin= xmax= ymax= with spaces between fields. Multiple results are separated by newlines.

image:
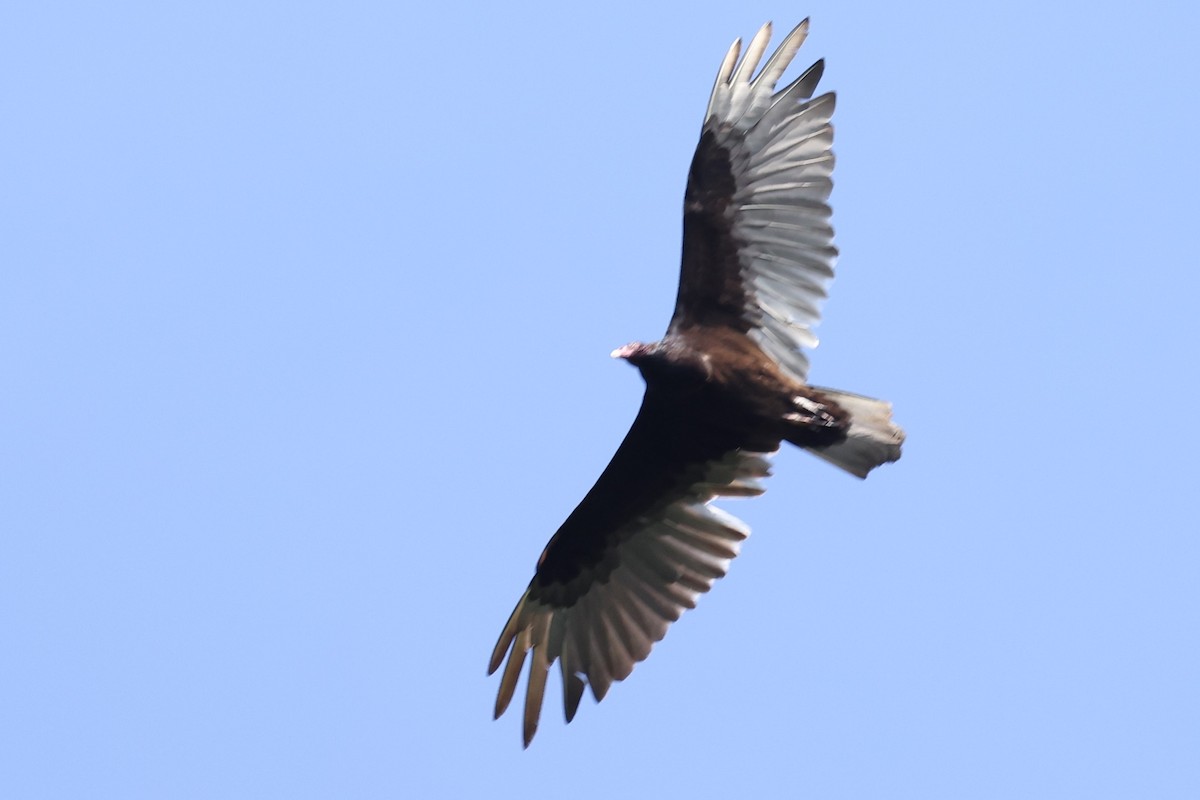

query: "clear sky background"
xmin=4 ymin=1 xmax=1198 ymax=797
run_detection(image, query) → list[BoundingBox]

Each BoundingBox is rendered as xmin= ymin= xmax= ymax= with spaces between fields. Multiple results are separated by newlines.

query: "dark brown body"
xmin=533 ymin=326 xmax=849 ymax=601
xmin=626 ymin=326 xmax=851 ymax=451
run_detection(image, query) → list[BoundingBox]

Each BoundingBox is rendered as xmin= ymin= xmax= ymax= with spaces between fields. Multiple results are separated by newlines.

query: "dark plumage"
xmin=490 ymin=19 xmax=904 ymax=746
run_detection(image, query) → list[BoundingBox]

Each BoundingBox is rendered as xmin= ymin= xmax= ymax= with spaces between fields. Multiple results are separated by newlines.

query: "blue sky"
xmin=4 ymin=1 xmax=1198 ymax=797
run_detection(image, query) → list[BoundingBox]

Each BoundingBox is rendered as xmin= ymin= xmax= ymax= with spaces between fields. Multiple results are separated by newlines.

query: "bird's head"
xmin=612 ymin=337 xmax=713 ymax=385
xmin=610 ymin=341 xmax=656 ymax=365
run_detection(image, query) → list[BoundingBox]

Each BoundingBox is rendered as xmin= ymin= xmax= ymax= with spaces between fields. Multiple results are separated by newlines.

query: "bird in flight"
xmin=490 ymin=19 xmax=904 ymax=747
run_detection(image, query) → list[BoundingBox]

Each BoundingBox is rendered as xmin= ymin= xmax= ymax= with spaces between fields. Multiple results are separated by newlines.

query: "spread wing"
xmin=488 ymin=388 xmax=776 ymax=746
xmin=670 ymin=20 xmax=837 ymax=383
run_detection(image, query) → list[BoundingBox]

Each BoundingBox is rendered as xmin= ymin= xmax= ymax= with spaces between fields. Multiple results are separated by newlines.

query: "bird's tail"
xmin=801 ymin=388 xmax=904 ymax=478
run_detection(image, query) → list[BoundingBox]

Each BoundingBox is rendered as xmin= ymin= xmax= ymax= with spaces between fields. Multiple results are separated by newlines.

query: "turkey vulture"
xmin=490 ymin=19 xmax=904 ymax=746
